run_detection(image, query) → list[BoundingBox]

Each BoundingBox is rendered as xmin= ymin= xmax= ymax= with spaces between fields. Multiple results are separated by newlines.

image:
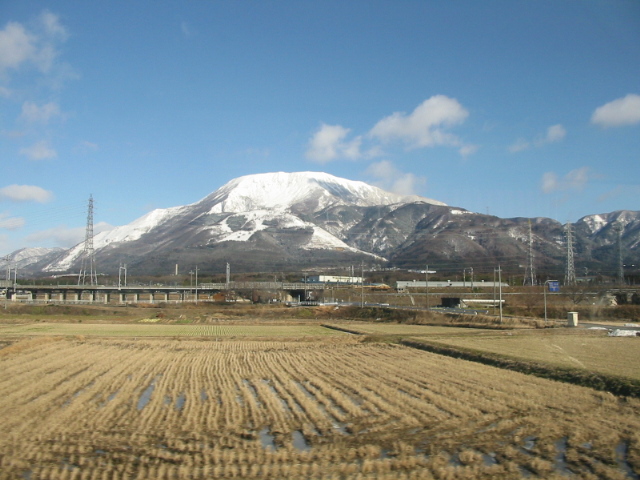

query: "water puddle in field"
xmin=21 ymin=471 xmax=32 ymax=480
xmin=63 ymin=381 xmax=95 ymax=407
xmin=522 ymin=436 xmax=536 ymax=451
xmin=98 ymin=389 xmax=119 ymax=408
xmin=164 ymin=395 xmax=172 ymax=406
xmin=448 ymin=452 xmax=463 ymax=467
xmin=519 ymin=436 xmax=536 ymax=457
xmin=292 ymin=430 xmax=310 ymax=452
xmin=137 ymin=374 xmax=162 ymax=411
xmin=200 ymin=389 xmax=208 ymax=401
xmin=616 ymin=441 xmax=639 ymax=479
xmin=259 ymin=427 xmax=277 ymax=451
xmin=175 ymin=393 xmax=186 ymax=411
xmin=554 ymin=437 xmax=573 ymax=476
xmin=476 ymin=422 xmax=498 ymax=434
xmin=60 ymin=458 xmax=79 ymax=472
xmin=482 ymin=452 xmax=498 ymax=466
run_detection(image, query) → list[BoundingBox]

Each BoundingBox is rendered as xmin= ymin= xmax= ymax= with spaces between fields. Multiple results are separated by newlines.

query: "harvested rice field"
xmin=0 ymin=322 xmax=340 ymax=338
xmin=1 ymin=334 xmax=639 ymax=479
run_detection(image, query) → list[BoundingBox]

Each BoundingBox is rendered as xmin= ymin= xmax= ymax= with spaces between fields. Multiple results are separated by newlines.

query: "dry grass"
xmin=325 ymin=322 xmax=491 ymax=336
xmin=0 ymin=334 xmax=639 ymax=479
xmin=410 ymin=329 xmax=640 ymax=381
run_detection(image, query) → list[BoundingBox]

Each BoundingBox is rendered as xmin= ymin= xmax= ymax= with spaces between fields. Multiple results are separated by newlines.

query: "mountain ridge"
xmin=2 ymin=172 xmax=638 ymax=278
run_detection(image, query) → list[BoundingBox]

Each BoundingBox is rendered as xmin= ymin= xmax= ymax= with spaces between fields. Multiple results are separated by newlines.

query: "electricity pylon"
xmin=523 ymin=220 xmax=536 ymax=286
xmin=78 ymin=195 xmax=98 ymax=286
xmin=564 ymin=222 xmax=576 ymax=286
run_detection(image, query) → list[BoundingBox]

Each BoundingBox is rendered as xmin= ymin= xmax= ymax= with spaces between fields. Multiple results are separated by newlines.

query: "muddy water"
xmin=259 ymin=427 xmax=276 ymax=451
xmin=136 ymin=374 xmax=161 ymax=411
xmin=292 ymin=430 xmax=310 ymax=452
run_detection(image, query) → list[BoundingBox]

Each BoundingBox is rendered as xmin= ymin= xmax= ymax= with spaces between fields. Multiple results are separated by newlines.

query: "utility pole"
xmin=497 ymin=265 xmax=503 ymax=324
xmin=226 ymin=262 xmax=231 ymax=288
xmin=195 ymin=266 xmax=199 ymax=304
xmin=425 ymin=265 xmax=429 ymax=310
xmin=360 ymin=262 xmax=364 ymax=307
xmin=616 ymin=223 xmax=624 ymax=284
xmin=493 ymin=268 xmax=496 ymax=315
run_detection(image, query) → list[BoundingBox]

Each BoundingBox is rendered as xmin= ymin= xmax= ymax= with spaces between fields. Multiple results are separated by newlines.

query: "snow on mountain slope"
xmin=579 ymin=210 xmax=640 ymax=235
xmin=2 ymin=247 xmax=64 ymax=270
xmin=95 ymin=206 xmax=188 ymax=247
xmin=39 ymin=172 xmax=448 ymax=272
xmin=44 ymin=205 xmax=189 ymax=272
xmin=202 ymin=171 xmax=445 ymax=214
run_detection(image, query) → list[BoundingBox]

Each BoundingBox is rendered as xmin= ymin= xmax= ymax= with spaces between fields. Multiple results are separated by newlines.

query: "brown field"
xmin=329 ymin=322 xmax=640 ymax=382
xmin=1 ymin=332 xmax=639 ymax=479
xmin=0 ymin=322 xmax=340 ymax=338
xmin=325 ymin=323 xmax=491 ymax=336
xmin=406 ymin=330 xmax=640 ymax=382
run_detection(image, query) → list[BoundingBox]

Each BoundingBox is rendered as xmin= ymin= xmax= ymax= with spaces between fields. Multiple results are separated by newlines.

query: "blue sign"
xmin=548 ymin=281 xmax=560 ymax=292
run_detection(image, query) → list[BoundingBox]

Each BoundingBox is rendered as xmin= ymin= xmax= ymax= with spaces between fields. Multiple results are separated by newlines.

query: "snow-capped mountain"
xmin=1 ymin=247 xmax=65 ymax=273
xmin=42 ymin=172 xmax=445 ymax=274
xmin=8 ymin=172 xmax=640 ymax=277
xmin=201 ymin=171 xmax=443 ymax=214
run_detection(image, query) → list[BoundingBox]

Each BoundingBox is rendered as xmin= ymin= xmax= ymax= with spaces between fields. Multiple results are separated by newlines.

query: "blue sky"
xmin=1 ymin=0 xmax=639 ymax=256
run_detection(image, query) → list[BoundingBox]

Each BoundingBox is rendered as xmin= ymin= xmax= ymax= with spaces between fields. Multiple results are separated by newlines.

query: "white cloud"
xmin=181 ymin=21 xmax=192 ymax=38
xmin=0 ymin=22 xmax=35 ymax=73
xmin=73 ymin=140 xmax=99 ymax=155
xmin=591 ymin=94 xmax=640 ymax=128
xmin=544 ymin=124 xmax=566 ymax=143
xmin=0 ymin=184 xmax=54 ymax=203
xmin=459 ymin=144 xmax=479 ymax=157
xmin=0 ymin=11 xmax=69 ymax=79
xmin=306 ymin=96 xmax=472 ymax=163
xmin=541 ymin=167 xmax=590 ymax=194
xmin=19 ymin=140 xmax=57 ymax=160
xmin=25 ymin=221 xmax=113 ymax=248
xmin=20 ymin=101 xmax=61 ymax=124
xmin=39 ymin=10 xmax=68 ymax=40
xmin=365 ymin=160 xmax=426 ymax=196
xmin=305 ymin=124 xmax=362 ymax=163
xmin=0 ymin=212 xmax=25 ymax=230
xmin=369 ymin=95 xmax=468 ymax=149
xmin=541 ymin=172 xmax=559 ymax=194
xmin=509 ymin=123 xmax=566 ymax=153
xmin=508 ymin=138 xmax=530 ymax=153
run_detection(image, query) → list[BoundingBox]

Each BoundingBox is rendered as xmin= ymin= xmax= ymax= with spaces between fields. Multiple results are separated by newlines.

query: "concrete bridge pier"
xmin=66 ymin=292 xmax=79 ymax=302
xmin=153 ymin=292 xmax=168 ymax=303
